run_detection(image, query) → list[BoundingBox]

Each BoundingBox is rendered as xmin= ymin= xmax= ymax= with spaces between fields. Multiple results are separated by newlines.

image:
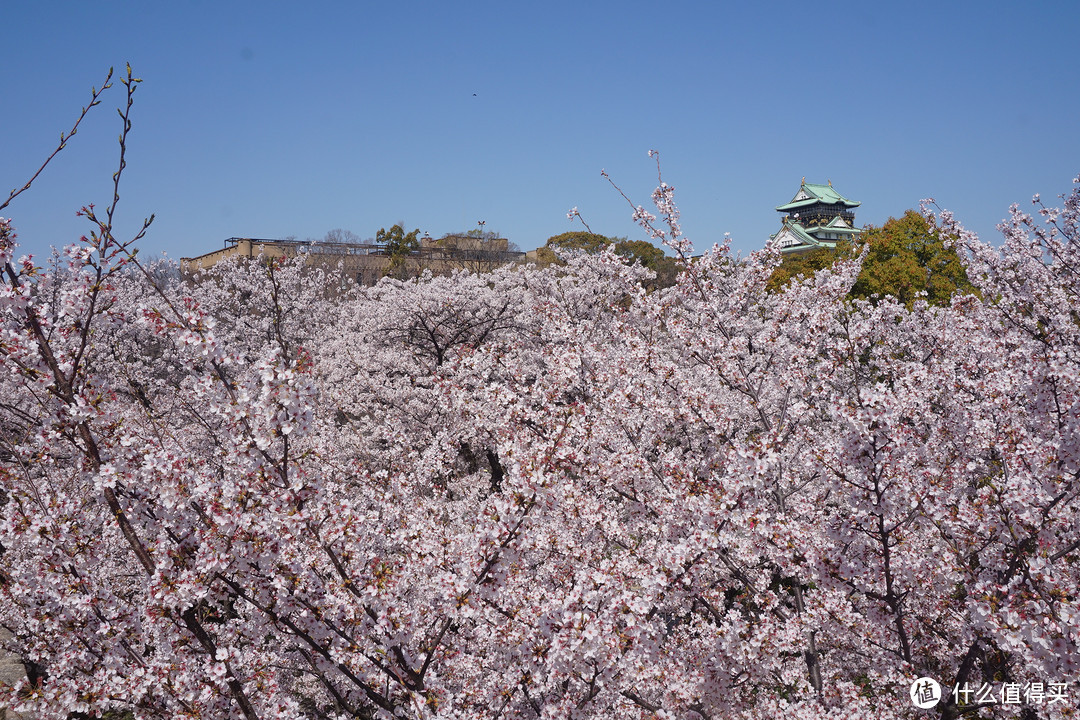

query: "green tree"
xmin=611 ymin=239 xmax=680 ymax=288
xmin=542 ymin=231 xmax=613 ymax=257
xmin=766 ymin=246 xmax=843 ymax=294
xmin=852 ymin=210 xmax=974 ymax=306
xmin=537 ymin=232 xmax=680 ymax=288
xmin=376 ymin=224 xmax=420 ymax=279
xmin=611 ymin=238 xmax=664 ymax=266
xmin=768 ymin=210 xmax=975 ymax=307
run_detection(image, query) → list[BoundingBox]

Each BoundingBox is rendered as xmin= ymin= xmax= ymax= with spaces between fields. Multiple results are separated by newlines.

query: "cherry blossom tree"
xmin=1 ymin=71 xmax=1078 ymax=720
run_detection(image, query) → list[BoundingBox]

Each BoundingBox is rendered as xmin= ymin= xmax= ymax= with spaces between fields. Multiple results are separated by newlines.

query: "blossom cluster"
xmin=0 ymin=174 xmax=1078 ymax=719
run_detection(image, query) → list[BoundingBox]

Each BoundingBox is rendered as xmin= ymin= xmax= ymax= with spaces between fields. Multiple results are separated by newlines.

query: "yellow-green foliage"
xmin=766 ymin=246 xmax=841 ymax=294
xmin=539 ymin=232 xmax=680 ymax=288
xmin=768 ymin=210 xmax=976 ymax=307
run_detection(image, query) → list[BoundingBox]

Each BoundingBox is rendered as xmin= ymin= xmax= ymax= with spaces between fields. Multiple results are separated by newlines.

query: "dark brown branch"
xmin=0 ymin=69 xmax=114 ymax=215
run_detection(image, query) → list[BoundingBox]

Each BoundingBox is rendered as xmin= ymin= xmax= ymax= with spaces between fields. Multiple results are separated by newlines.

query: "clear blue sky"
xmin=3 ymin=1 xmax=1078 ymax=262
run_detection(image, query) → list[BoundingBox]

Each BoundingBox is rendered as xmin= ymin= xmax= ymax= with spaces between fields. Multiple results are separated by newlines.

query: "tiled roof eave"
xmin=806 ymin=226 xmax=861 ymax=236
xmin=776 ymin=198 xmax=861 ymax=211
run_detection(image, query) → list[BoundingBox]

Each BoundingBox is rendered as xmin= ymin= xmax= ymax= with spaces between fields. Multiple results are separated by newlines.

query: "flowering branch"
xmin=0 ymin=69 xmax=114 ymax=216
xmin=566 ymin=206 xmax=593 ymax=233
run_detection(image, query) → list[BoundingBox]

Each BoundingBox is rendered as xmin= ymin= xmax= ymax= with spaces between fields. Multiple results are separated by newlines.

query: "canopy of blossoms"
xmin=0 ymin=71 xmax=1077 ymax=720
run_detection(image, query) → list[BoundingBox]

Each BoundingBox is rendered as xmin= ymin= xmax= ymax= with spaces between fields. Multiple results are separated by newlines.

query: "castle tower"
xmin=770 ymin=179 xmax=861 ymax=254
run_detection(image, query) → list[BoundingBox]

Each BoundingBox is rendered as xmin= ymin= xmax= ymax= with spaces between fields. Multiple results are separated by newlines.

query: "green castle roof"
xmin=770 ymin=217 xmax=863 ymax=254
xmin=776 ymin=181 xmax=860 ymax=212
xmin=770 ymin=220 xmax=818 ymax=247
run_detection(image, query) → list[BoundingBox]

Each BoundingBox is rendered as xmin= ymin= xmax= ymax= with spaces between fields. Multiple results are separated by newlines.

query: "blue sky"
xmin=2 ymin=1 xmax=1078 ymax=262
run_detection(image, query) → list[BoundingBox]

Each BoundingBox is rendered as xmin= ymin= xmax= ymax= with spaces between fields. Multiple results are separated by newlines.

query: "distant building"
xmin=180 ymin=234 xmax=525 ymax=286
xmin=771 ymin=179 xmax=861 ymax=254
